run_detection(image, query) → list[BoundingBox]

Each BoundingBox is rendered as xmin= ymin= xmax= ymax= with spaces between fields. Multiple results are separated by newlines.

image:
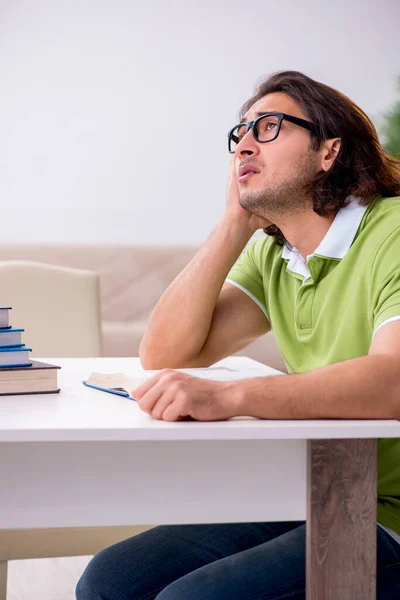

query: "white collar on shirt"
xmin=281 ymin=196 xmax=368 ymax=281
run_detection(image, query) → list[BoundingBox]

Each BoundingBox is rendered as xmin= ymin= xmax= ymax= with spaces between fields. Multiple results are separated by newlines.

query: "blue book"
xmin=0 ymin=328 xmax=24 ymax=348
xmin=0 ymin=345 xmax=32 ymax=368
xmin=82 ymin=372 xmax=139 ymax=401
xmin=82 ymin=381 xmax=135 ymax=399
xmin=0 ymin=307 xmax=12 ymax=330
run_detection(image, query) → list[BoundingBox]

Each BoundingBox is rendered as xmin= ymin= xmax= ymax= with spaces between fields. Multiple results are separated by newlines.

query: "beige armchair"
xmin=0 ymin=261 xmax=102 ymax=358
xmin=0 ymin=261 xmax=150 ymax=600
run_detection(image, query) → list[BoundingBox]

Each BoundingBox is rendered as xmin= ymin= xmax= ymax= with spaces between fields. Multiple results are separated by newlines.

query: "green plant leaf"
xmin=381 ymin=77 xmax=400 ymax=158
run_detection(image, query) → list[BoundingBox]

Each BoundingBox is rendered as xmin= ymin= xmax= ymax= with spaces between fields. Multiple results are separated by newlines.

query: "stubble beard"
xmin=239 ymin=149 xmax=317 ymax=220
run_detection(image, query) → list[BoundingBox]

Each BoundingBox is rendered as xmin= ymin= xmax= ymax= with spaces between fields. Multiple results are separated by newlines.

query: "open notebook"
xmin=83 ymin=366 xmax=280 ymax=401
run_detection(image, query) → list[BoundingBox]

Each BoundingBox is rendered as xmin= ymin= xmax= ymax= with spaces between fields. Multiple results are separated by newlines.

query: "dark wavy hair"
xmin=240 ymin=71 xmax=400 ymax=245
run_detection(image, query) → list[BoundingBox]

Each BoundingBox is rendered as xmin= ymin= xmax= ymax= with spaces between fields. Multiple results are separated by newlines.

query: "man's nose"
xmin=234 ymin=130 xmax=259 ymax=158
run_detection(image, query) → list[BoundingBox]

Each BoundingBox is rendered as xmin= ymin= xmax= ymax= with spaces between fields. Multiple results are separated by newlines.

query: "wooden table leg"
xmin=306 ymin=438 xmax=377 ymax=600
xmin=0 ymin=561 xmax=7 ymax=600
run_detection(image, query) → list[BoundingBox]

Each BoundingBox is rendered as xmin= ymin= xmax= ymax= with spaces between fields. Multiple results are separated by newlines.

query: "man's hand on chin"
xmin=133 ymin=369 xmax=242 ymax=422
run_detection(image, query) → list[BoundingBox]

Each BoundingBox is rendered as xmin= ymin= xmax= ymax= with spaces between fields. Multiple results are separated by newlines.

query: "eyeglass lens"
xmin=230 ymin=114 xmax=280 ymax=152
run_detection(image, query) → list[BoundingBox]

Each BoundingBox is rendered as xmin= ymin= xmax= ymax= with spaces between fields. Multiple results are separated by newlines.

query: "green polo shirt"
xmin=226 ymin=195 xmax=400 ymax=537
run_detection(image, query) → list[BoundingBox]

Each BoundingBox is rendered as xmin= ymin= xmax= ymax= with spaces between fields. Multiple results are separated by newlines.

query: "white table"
xmin=1 ymin=356 xmax=400 ymax=599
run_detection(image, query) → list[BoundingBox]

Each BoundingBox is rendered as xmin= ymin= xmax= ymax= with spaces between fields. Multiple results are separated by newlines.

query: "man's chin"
xmin=239 ymin=192 xmax=274 ymax=221
xmin=239 ymin=192 xmax=263 ymax=212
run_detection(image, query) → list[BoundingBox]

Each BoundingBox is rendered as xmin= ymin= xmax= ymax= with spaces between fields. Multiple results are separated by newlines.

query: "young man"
xmin=76 ymin=71 xmax=400 ymax=599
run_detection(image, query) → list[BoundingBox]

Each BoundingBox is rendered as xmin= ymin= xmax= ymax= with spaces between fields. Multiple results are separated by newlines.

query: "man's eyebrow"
xmin=241 ymin=111 xmax=276 ymax=122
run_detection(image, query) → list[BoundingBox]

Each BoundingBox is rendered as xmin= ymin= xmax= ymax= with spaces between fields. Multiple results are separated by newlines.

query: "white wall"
xmin=1 ymin=0 xmax=399 ymax=244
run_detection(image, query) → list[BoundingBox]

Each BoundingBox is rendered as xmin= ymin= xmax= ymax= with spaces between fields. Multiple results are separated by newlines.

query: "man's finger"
xmin=162 ymin=400 xmax=189 ymax=422
xmin=151 ymin=390 xmax=176 ymax=420
xmin=136 ymin=379 xmax=168 ymax=414
xmin=133 ymin=369 xmax=172 ymax=399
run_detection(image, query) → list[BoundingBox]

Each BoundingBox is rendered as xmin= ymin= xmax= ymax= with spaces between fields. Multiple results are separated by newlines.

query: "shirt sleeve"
xmin=371 ymin=228 xmax=400 ymax=335
xmin=225 ymin=238 xmax=270 ymax=323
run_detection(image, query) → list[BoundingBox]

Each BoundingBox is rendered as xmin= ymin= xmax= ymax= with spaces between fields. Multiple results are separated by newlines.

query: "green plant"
xmin=381 ymin=77 xmax=400 ymax=158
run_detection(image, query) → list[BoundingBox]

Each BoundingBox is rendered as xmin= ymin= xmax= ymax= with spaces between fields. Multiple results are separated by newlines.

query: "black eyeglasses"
xmin=227 ymin=111 xmax=318 ymax=153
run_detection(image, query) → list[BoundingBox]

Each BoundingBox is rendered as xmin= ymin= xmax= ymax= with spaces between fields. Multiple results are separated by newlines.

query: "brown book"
xmin=0 ymin=360 xmax=61 ymax=396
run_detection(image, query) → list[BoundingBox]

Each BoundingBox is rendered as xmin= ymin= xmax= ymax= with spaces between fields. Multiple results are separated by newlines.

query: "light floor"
xmin=7 ymin=556 xmax=92 ymax=600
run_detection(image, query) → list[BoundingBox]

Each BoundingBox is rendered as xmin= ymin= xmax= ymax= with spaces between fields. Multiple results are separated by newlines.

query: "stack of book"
xmin=0 ymin=306 xmax=61 ymax=396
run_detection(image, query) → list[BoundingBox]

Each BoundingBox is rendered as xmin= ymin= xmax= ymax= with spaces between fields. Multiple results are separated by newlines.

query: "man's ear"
xmin=319 ymin=138 xmax=341 ymax=172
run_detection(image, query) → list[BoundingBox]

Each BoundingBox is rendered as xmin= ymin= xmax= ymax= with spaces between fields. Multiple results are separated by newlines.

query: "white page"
xmin=86 ymin=366 xmax=281 ymax=393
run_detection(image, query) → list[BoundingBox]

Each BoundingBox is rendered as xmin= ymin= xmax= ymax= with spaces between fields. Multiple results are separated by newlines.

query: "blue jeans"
xmin=76 ymin=521 xmax=400 ymax=599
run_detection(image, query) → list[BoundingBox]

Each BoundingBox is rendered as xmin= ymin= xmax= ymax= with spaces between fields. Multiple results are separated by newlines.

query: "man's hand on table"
xmin=132 ymin=369 xmax=242 ymax=421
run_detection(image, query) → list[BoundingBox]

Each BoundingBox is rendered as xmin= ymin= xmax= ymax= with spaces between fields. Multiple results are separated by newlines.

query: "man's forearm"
xmin=140 ymin=217 xmax=254 ymax=368
xmin=236 ymin=354 xmax=400 ymax=420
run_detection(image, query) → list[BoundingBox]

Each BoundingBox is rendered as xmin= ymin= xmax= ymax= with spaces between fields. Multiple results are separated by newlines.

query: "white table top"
xmin=0 ymin=356 xmax=399 ymax=442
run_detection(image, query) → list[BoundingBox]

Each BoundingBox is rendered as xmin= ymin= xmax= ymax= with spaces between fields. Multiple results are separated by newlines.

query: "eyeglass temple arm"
xmin=283 ymin=114 xmax=318 ymax=133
